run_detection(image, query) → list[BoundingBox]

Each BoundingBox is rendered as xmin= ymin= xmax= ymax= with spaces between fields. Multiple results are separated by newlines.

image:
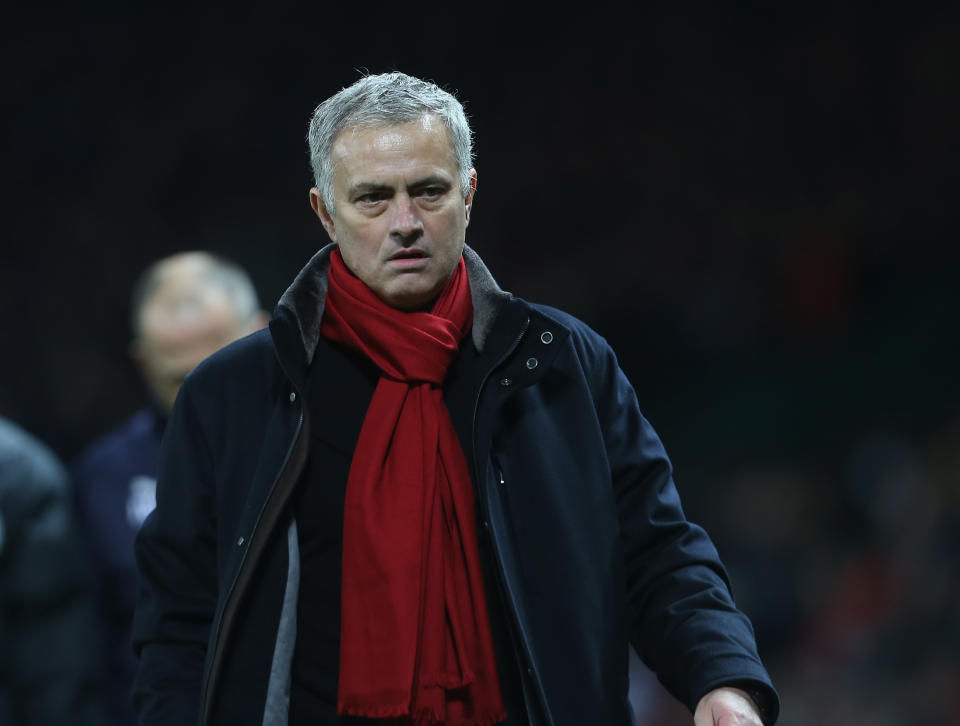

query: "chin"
xmin=384 ymin=285 xmax=440 ymax=311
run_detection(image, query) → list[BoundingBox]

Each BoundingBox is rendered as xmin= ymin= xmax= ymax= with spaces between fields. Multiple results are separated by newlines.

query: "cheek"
xmin=337 ymin=233 xmax=381 ymax=280
xmin=338 ymin=245 xmax=363 ymax=278
xmin=432 ymin=213 xmax=465 ymax=246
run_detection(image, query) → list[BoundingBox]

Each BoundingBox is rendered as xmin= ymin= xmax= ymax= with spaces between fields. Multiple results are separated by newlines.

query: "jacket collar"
xmin=276 ymin=243 xmax=512 ymax=367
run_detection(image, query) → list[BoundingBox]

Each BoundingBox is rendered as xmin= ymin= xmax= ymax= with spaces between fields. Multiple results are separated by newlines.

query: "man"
xmin=0 ymin=416 xmax=103 ymax=725
xmin=72 ymin=252 xmax=267 ymax=726
xmin=133 ymin=72 xmax=779 ymax=725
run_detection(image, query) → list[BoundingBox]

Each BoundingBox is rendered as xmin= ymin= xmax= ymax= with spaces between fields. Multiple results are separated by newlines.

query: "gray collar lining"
xmin=277 ymin=244 xmax=511 ymax=366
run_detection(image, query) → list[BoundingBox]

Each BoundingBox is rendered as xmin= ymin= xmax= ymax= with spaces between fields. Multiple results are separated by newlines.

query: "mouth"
xmin=389 ymin=248 xmax=428 ymax=261
xmin=387 ymin=249 xmax=429 ymax=268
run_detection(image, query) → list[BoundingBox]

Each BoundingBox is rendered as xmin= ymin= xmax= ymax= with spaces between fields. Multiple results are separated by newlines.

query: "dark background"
xmin=4 ymin=4 xmax=958 ymax=723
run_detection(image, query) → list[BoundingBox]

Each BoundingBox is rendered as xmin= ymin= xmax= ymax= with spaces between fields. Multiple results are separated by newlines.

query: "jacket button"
xmin=237 ymin=536 xmax=245 ymax=546
xmin=526 ymin=357 xmax=539 ymax=370
xmin=499 ymin=378 xmax=513 ymax=387
xmin=540 ymin=331 xmax=554 ymax=344
xmin=289 ymin=392 xmax=297 ymax=403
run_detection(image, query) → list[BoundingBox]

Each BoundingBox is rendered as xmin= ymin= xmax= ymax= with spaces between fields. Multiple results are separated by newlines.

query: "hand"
xmin=693 ymin=687 xmax=763 ymax=726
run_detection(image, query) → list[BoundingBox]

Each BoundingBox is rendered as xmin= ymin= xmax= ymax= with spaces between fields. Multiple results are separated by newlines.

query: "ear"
xmin=309 ymin=188 xmax=337 ymax=242
xmin=464 ymin=169 xmax=477 ymax=226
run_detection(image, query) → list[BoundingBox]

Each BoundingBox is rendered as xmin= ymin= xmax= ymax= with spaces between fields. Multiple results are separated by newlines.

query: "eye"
xmin=356 ymin=192 xmax=386 ymax=205
xmin=417 ymin=185 xmax=447 ymax=201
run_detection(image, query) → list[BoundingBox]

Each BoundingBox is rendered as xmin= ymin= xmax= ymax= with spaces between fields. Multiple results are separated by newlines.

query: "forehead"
xmin=330 ymin=115 xmax=457 ymax=180
xmin=140 ymin=273 xmax=234 ymax=335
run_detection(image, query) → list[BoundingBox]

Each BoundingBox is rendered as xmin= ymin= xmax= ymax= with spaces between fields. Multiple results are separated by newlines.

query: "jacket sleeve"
xmin=581 ymin=332 xmax=779 ymax=723
xmin=131 ymin=382 xmax=219 ymax=725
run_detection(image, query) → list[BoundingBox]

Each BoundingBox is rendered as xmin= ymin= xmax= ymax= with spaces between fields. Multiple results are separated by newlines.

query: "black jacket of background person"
xmin=0 ymin=417 xmax=104 ymax=726
xmin=132 ymin=244 xmax=779 ymax=726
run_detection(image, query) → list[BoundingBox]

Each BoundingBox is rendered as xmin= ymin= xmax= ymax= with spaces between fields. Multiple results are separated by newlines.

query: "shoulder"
xmin=514 ymin=300 xmax=638 ymax=416
xmin=0 ymin=417 xmax=68 ymax=506
xmin=170 ymin=327 xmax=286 ymax=445
xmin=524 ymin=301 xmax=618 ymax=368
xmin=72 ymin=409 xmax=158 ymax=475
xmin=528 ymin=302 xmax=606 ymax=341
xmin=180 ymin=327 xmax=278 ymax=402
xmin=191 ymin=327 xmax=275 ymax=381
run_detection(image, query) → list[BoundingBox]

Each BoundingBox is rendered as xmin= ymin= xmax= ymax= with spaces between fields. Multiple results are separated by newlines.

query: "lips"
xmin=387 ymin=249 xmax=430 ymax=269
xmin=389 ymin=249 xmax=427 ymax=261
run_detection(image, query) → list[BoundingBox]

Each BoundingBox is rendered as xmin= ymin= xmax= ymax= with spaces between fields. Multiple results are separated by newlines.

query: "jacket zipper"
xmin=199 ymin=400 xmax=305 ymax=726
xmin=470 ymin=315 xmax=550 ymax=725
xmin=494 ymin=465 xmax=547 ymax=726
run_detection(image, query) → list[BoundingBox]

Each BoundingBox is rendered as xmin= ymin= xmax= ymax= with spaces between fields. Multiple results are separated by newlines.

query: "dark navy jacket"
xmin=132 ymin=245 xmax=778 ymax=725
xmin=73 ymin=407 xmax=162 ymax=726
xmin=1 ymin=416 xmax=104 ymax=726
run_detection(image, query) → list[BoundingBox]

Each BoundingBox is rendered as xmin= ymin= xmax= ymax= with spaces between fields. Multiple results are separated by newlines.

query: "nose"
xmin=389 ymin=193 xmax=424 ymax=244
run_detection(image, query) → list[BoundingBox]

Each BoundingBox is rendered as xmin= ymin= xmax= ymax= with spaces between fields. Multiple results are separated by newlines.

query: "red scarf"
xmin=321 ymin=249 xmax=506 ymax=726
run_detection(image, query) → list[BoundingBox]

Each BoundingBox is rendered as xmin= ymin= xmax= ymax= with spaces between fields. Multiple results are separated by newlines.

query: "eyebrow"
xmin=347 ymin=182 xmax=393 ymax=198
xmin=347 ymin=175 xmax=453 ymax=199
xmin=408 ymin=175 xmax=452 ymax=190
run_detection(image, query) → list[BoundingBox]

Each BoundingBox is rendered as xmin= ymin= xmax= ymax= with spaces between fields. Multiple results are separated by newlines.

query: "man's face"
xmin=134 ymin=274 xmax=258 ymax=412
xmin=310 ymin=114 xmax=476 ymax=311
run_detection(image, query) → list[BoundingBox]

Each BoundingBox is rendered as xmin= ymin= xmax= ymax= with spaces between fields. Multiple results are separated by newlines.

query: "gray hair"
xmin=130 ymin=251 xmax=262 ymax=335
xmin=307 ymin=72 xmax=474 ymax=214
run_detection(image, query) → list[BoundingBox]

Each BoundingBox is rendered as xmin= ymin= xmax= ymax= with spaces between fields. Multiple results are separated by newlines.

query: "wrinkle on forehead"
xmin=331 ymin=115 xmax=458 ymax=184
xmin=337 ymin=114 xmax=444 ymax=156
xmin=371 ymin=128 xmax=411 ymax=153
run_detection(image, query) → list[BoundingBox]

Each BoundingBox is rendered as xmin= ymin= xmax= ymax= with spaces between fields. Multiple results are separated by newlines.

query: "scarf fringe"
xmin=339 ymin=701 xmax=507 ymax=726
xmin=411 ymin=707 xmax=509 ymax=726
xmin=338 ymin=700 xmax=412 ymax=718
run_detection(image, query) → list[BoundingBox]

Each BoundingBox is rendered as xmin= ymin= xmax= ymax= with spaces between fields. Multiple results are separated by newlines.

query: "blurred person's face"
xmin=132 ymin=269 xmax=262 ymax=413
xmin=309 ymin=114 xmax=476 ymax=311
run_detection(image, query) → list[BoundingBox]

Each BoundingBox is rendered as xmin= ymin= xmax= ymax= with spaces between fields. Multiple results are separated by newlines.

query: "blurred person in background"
xmin=0 ymin=415 xmax=103 ymax=725
xmin=133 ymin=72 xmax=778 ymax=726
xmin=71 ymin=252 xmax=268 ymax=726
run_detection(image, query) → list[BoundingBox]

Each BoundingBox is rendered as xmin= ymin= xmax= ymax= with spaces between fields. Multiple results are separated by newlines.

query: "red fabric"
xmin=321 ymin=249 xmax=506 ymax=726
